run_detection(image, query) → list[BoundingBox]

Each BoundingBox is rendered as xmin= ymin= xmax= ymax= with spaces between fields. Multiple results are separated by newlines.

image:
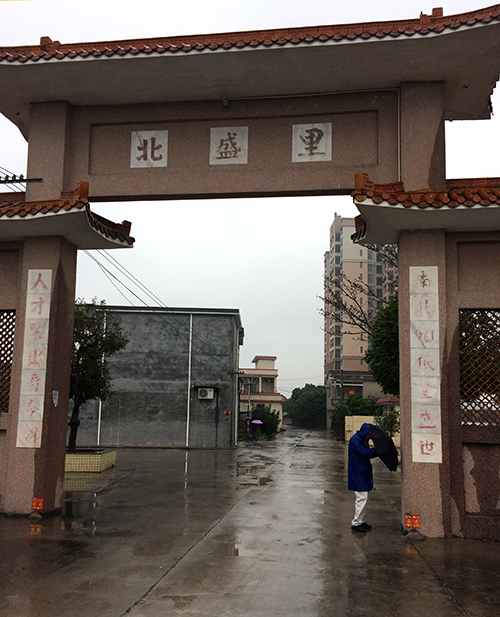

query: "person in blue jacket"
xmin=348 ymin=422 xmax=378 ymax=533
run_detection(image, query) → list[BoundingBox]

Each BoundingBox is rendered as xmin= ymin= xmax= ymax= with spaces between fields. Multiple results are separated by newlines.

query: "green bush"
xmin=251 ymin=404 xmax=280 ymax=437
xmin=375 ymin=408 xmax=400 ymax=438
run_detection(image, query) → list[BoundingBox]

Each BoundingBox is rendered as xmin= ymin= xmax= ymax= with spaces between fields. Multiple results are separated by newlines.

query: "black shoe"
xmin=360 ymin=522 xmax=372 ymax=530
xmin=351 ymin=525 xmax=366 ymax=533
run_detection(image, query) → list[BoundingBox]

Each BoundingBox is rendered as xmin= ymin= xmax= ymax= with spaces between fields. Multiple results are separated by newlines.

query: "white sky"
xmin=1 ymin=1 xmax=499 ymax=395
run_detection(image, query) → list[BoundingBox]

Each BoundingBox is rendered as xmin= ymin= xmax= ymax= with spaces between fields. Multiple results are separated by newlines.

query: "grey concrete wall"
xmin=74 ymin=308 xmax=241 ymax=449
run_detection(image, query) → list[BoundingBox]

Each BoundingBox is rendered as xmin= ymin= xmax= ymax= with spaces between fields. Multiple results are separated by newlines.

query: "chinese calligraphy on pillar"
xmin=292 ymin=123 xmax=332 ymax=162
xmin=210 ymin=127 xmax=249 ymax=165
xmin=409 ymin=266 xmax=442 ymax=463
xmin=130 ymin=131 xmax=168 ymax=168
xmin=17 ymin=269 xmax=52 ymax=448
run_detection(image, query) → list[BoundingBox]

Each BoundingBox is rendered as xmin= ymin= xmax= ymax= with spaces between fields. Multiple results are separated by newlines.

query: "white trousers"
xmin=352 ymin=491 xmax=369 ymax=526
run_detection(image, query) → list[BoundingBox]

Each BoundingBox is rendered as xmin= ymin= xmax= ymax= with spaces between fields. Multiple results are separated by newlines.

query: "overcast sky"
xmin=1 ymin=1 xmax=499 ymax=395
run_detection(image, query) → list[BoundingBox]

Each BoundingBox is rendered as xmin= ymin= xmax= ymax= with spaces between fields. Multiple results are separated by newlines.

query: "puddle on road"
xmin=162 ymin=595 xmax=197 ymax=609
xmin=238 ymin=475 xmax=273 ymax=487
xmin=236 ymin=464 xmax=267 ymax=476
xmin=219 ymin=543 xmax=240 ymax=556
xmin=258 ymin=476 xmax=272 ymax=485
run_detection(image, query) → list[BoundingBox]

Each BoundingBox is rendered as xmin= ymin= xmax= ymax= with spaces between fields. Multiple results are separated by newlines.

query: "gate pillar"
xmin=3 ymin=236 xmax=77 ymax=514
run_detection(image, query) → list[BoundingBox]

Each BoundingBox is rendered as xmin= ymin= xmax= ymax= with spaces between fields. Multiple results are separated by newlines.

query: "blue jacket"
xmin=348 ymin=423 xmax=378 ymax=492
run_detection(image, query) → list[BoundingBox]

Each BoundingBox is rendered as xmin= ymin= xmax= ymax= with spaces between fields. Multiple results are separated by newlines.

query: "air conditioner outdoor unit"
xmin=198 ymin=387 xmax=214 ymax=400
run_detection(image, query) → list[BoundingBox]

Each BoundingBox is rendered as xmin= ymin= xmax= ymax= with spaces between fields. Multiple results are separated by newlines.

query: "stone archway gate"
xmin=1 ymin=5 xmax=500 ymax=539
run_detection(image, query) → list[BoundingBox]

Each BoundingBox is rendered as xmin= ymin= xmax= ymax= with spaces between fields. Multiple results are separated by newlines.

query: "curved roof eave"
xmin=0 ymin=209 xmax=132 ymax=249
xmin=354 ymin=200 xmax=500 ymax=244
xmin=0 ymin=183 xmax=134 ymax=249
xmin=351 ymin=174 xmax=500 ymax=244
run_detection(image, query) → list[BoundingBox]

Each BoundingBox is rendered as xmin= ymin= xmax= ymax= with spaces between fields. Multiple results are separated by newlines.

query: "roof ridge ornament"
xmin=39 ymin=36 xmax=60 ymax=53
xmin=420 ymin=7 xmax=444 ymax=26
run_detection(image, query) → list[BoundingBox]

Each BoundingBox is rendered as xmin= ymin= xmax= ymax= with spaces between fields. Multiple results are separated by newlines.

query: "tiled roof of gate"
xmin=351 ymin=173 xmax=500 ymax=242
xmin=352 ymin=173 xmax=500 ymax=210
xmin=1 ymin=5 xmax=500 ymax=62
xmin=0 ymin=182 xmax=134 ymax=245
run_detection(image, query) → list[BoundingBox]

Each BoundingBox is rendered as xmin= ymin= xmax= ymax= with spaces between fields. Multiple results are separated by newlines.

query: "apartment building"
xmin=324 ymin=214 xmax=396 ymax=412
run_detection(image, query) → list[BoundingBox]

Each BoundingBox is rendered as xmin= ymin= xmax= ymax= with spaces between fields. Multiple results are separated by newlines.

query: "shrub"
xmin=251 ymin=404 xmax=280 ymax=437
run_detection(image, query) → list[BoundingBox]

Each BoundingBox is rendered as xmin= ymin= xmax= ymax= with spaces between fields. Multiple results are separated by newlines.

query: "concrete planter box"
xmin=65 ymin=448 xmax=117 ymax=473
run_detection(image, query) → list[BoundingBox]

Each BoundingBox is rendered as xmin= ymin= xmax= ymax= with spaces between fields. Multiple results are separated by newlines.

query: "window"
xmin=262 ymin=377 xmax=275 ymax=393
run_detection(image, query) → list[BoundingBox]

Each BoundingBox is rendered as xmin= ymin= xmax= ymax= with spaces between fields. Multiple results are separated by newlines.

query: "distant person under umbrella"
xmin=348 ymin=423 xmax=378 ymax=533
xmin=251 ymin=419 xmax=262 ymax=442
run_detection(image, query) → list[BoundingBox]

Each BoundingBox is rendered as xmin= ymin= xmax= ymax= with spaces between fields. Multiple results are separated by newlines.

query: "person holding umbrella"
xmin=348 ymin=422 xmax=378 ymax=533
xmin=348 ymin=422 xmax=399 ymax=533
xmin=251 ymin=419 xmax=262 ymax=442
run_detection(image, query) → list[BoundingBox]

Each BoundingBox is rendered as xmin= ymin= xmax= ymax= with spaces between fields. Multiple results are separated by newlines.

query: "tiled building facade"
xmin=323 ymin=213 xmax=397 ymax=412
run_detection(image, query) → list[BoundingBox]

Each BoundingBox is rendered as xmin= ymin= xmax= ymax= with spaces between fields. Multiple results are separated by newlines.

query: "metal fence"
xmin=459 ymin=308 xmax=500 ymax=426
xmin=0 ymin=310 xmax=16 ymax=414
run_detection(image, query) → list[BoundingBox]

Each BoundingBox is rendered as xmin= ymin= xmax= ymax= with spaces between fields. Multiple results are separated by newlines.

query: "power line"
xmin=97 ymin=250 xmax=165 ymax=307
xmin=81 ymin=248 xmax=237 ymax=370
xmin=83 ymin=250 xmax=149 ymax=307
xmin=0 ymin=165 xmax=25 ymax=192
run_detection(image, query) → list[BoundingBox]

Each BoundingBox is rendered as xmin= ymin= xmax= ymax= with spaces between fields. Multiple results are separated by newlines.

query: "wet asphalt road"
xmin=0 ymin=427 xmax=498 ymax=616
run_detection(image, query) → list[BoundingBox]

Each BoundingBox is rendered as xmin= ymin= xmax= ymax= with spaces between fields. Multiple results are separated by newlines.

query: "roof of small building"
xmin=376 ymin=397 xmax=400 ymax=405
xmin=0 ymin=182 xmax=134 ymax=249
xmin=351 ymin=173 xmax=500 ymax=244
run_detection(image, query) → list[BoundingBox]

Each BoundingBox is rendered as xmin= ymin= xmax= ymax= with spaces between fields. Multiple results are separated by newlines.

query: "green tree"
xmin=68 ymin=299 xmax=129 ymax=452
xmin=375 ymin=407 xmax=400 ymax=438
xmin=364 ymin=292 xmax=399 ymax=396
xmin=330 ymin=394 xmax=379 ymax=439
xmin=284 ymin=384 xmax=327 ymax=428
xmin=251 ymin=404 xmax=280 ymax=437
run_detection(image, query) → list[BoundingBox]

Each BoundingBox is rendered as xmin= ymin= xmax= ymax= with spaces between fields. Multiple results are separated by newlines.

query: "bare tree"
xmin=320 ymin=244 xmax=398 ymax=339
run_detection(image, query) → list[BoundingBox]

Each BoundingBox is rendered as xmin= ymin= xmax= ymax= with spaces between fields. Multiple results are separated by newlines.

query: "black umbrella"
xmin=368 ymin=424 xmax=399 ymax=471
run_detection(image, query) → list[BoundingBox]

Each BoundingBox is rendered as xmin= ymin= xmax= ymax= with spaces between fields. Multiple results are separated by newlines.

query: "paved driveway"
xmin=0 ymin=428 xmax=497 ymax=616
